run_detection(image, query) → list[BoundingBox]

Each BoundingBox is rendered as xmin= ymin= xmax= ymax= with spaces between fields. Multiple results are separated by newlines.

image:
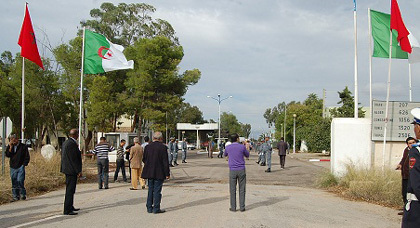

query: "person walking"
xmin=173 ymin=139 xmax=179 ymax=166
xmin=60 ymin=129 xmax=82 ymax=215
xmin=224 ymin=133 xmax=249 ymax=212
xmin=168 ymin=138 xmax=175 ymax=167
xmin=92 ymin=137 xmax=115 ymax=189
xmin=141 ymin=132 xmax=170 ymax=214
xmin=5 ymin=134 xmax=30 ymax=202
xmin=181 ymin=138 xmax=188 ymax=163
xmin=130 ymin=137 xmax=146 ymax=190
xmin=277 ymin=137 xmax=289 ymax=169
xmin=262 ymin=136 xmax=272 ymax=172
xmin=114 ymin=139 xmax=127 ymax=183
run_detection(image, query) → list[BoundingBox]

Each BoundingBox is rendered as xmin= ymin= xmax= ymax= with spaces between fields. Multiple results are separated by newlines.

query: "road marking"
xmin=9 ymin=214 xmax=64 ymax=228
xmin=309 ymin=159 xmax=330 ymax=162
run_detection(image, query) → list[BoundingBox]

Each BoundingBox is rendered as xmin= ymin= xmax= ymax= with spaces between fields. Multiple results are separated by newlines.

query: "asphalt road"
xmin=0 ymin=151 xmax=401 ymax=228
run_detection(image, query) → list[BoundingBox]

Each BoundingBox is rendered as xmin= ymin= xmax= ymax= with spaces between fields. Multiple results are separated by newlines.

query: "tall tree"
xmin=330 ymin=86 xmax=365 ymax=118
xmin=124 ymin=36 xmax=201 ymax=135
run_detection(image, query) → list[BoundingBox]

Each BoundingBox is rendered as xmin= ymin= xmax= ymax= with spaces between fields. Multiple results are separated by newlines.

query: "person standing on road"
xmin=141 ymin=132 xmax=170 ymax=214
xmin=130 ymin=137 xmax=146 ymax=190
xmin=5 ymin=134 xmax=30 ymax=202
xmin=60 ymin=129 xmax=82 ymax=215
xmin=93 ymin=137 xmax=115 ymax=189
xmin=168 ymin=138 xmax=176 ymax=167
xmin=262 ymin=136 xmax=272 ymax=172
xmin=218 ymin=140 xmax=225 ymax=158
xmin=114 ymin=139 xmax=127 ymax=183
xmin=224 ymin=133 xmax=249 ymax=212
xmin=173 ymin=139 xmax=180 ymax=166
xmin=402 ymin=108 xmax=420 ymax=227
xmin=141 ymin=136 xmax=150 ymax=149
xmin=277 ymin=137 xmax=289 ymax=170
xmin=181 ymin=138 xmax=188 ymax=163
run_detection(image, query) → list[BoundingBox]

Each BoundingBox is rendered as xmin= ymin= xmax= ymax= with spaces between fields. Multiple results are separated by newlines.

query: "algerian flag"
xmin=84 ymin=29 xmax=134 ymax=74
xmin=370 ymin=9 xmax=408 ymax=59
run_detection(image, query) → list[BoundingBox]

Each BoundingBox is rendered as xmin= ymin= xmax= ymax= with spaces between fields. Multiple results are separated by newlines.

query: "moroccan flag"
xmin=370 ymin=9 xmax=408 ymax=59
xmin=391 ymin=0 xmax=412 ymax=53
xmin=84 ymin=29 xmax=134 ymax=74
xmin=18 ymin=4 xmax=44 ymax=70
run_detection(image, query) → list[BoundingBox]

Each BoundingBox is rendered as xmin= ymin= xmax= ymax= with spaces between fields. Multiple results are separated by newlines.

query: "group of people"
xmin=168 ymin=137 xmax=188 ymax=166
xmin=255 ymin=136 xmax=289 ymax=172
xmin=61 ymin=129 xmax=170 ymax=215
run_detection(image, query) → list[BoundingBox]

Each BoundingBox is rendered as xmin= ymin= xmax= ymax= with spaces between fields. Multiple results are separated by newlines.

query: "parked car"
xmin=187 ymin=144 xmax=196 ymax=150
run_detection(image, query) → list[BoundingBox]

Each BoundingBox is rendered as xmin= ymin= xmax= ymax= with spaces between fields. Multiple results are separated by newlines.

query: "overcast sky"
xmin=2 ymin=0 xmax=420 ymax=137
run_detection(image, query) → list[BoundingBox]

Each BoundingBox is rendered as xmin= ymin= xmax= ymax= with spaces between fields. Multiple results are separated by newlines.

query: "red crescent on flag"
xmin=98 ymin=46 xmax=111 ymax=60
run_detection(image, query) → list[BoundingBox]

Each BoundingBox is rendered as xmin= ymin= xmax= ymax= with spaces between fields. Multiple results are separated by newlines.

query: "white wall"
xmin=331 ymin=118 xmax=372 ymax=176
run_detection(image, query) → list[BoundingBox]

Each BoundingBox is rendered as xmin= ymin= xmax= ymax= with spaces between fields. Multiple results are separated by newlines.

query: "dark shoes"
xmin=260 ymin=163 xmax=266 ymax=166
xmin=64 ymin=211 xmax=78 ymax=215
xmin=153 ymin=209 xmax=166 ymax=214
xmin=174 ymin=162 xmax=179 ymax=166
xmin=72 ymin=207 xmax=80 ymax=211
xmin=21 ymin=195 xmax=26 ymax=200
xmin=256 ymin=161 xmax=260 ymax=164
xmin=265 ymin=168 xmax=271 ymax=172
xmin=170 ymin=164 xmax=174 ymax=167
xmin=129 ymin=187 xmax=138 ymax=190
xmin=398 ymin=211 xmax=404 ymax=215
xmin=182 ymin=161 xmax=187 ymax=163
xmin=11 ymin=197 xmax=19 ymax=202
xmin=240 ymin=208 xmax=246 ymax=212
xmin=142 ymin=186 xmax=146 ymax=190
xmin=229 ymin=208 xmax=236 ymax=212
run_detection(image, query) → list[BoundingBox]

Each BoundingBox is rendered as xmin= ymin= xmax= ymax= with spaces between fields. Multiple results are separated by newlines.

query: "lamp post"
xmin=280 ymin=124 xmax=283 ymax=138
xmin=207 ymin=94 xmax=233 ymax=148
xmin=293 ymin=114 xmax=297 ymax=154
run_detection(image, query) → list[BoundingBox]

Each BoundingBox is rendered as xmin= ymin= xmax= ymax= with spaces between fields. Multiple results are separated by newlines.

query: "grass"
xmin=317 ymin=164 xmax=402 ymax=208
xmin=0 ymin=151 xmax=97 ymax=205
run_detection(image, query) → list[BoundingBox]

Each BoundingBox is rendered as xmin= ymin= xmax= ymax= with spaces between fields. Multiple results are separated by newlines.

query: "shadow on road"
xmin=246 ymin=196 xmax=289 ymax=211
xmin=165 ymin=196 xmax=228 ymax=212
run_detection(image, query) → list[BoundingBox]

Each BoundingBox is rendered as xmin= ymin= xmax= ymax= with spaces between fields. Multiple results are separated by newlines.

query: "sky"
xmin=2 ymin=0 xmax=420 ymax=138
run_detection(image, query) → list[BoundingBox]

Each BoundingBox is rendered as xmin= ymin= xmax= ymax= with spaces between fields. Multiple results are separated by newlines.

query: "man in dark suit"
xmin=60 ymin=129 xmax=82 ymax=215
xmin=141 ymin=131 xmax=170 ymax=214
xmin=277 ymin=137 xmax=289 ymax=169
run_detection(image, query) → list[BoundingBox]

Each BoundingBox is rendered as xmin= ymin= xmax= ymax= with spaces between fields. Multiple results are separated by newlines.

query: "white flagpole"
xmin=409 ymin=63 xmax=413 ymax=102
xmin=21 ymin=57 xmax=25 ymax=142
xmin=382 ymin=30 xmax=393 ymax=171
xmin=353 ymin=2 xmax=359 ymax=119
xmin=368 ymin=8 xmax=373 ymax=115
xmin=78 ymin=28 xmax=86 ymax=150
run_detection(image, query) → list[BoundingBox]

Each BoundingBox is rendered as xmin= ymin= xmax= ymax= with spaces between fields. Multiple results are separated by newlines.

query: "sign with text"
xmin=372 ymin=100 xmax=420 ymax=141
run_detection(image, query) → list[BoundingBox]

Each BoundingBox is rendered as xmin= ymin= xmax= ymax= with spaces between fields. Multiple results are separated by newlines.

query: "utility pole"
xmin=322 ymin=89 xmax=326 ymax=118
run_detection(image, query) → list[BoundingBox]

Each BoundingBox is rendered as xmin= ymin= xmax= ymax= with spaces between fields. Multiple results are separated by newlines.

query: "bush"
xmin=317 ymin=164 xmax=402 ymax=208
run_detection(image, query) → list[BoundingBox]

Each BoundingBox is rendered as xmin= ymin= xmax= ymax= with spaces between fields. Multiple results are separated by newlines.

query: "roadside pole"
xmin=2 ymin=117 xmax=6 ymax=175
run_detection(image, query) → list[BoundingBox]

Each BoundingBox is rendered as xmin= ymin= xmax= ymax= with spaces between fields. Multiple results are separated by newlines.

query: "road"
xmin=0 ymin=151 xmax=401 ymax=228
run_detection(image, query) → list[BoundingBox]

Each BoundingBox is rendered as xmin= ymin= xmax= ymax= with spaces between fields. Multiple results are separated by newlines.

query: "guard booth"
xmin=176 ymin=123 xmax=218 ymax=149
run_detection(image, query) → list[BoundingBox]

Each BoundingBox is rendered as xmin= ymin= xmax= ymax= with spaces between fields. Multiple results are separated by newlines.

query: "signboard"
xmin=372 ymin=100 xmax=420 ymax=141
xmin=0 ymin=117 xmax=13 ymax=139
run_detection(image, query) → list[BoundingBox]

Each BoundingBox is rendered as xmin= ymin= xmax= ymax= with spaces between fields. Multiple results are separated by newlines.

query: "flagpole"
xmin=409 ymin=63 xmax=412 ymax=102
xmin=78 ymin=27 xmax=86 ymax=150
xmin=353 ymin=0 xmax=359 ymax=119
xmin=368 ymin=8 xmax=373 ymax=116
xmin=21 ymin=57 xmax=25 ymax=142
xmin=382 ymin=30 xmax=393 ymax=171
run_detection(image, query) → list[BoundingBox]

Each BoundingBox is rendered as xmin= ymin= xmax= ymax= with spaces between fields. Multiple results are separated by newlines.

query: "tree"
xmin=220 ymin=112 xmax=242 ymax=137
xmin=240 ymin=123 xmax=252 ymax=138
xmin=81 ymin=2 xmax=178 ymax=46
xmin=330 ymin=86 xmax=365 ymax=118
xmin=124 ymin=36 xmax=201 ymax=134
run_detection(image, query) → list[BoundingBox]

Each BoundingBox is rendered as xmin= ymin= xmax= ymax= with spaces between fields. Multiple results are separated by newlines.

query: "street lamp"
xmin=207 ymin=94 xmax=233 ymax=148
xmin=293 ymin=114 xmax=297 ymax=154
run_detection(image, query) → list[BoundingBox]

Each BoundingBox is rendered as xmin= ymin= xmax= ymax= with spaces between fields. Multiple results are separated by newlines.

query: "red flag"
xmin=18 ymin=4 xmax=44 ymax=70
xmin=390 ymin=0 xmax=412 ymax=53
